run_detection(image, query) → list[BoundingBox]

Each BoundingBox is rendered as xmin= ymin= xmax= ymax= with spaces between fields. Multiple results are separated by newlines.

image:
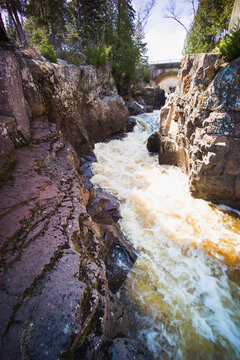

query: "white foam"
xmin=91 ymin=111 xmax=240 ymax=359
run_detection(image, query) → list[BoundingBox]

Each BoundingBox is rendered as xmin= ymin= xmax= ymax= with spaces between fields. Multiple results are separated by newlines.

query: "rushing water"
xmin=91 ymin=111 xmax=240 ymax=359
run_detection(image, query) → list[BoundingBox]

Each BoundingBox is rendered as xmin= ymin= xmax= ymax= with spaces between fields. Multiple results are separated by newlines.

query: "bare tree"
xmin=164 ymin=0 xmax=198 ymax=32
xmin=134 ymin=0 xmax=157 ymax=30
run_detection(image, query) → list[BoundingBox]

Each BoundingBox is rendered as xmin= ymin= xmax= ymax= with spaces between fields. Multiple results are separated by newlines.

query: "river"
xmin=91 ymin=111 xmax=240 ymax=359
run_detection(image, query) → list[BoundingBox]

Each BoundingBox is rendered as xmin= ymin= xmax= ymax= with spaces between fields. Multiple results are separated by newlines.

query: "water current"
xmin=91 ymin=111 xmax=240 ymax=359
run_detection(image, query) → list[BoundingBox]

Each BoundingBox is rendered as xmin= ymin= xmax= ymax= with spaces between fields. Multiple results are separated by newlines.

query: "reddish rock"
xmin=158 ymin=53 xmax=240 ymax=209
xmin=0 ymin=50 xmax=30 ymax=144
xmin=0 ymin=120 xmax=139 ymax=359
xmin=18 ymin=51 xmax=128 ymax=154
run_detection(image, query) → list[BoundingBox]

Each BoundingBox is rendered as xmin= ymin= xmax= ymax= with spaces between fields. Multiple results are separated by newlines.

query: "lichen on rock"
xmin=156 ymin=53 xmax=240 ymax=209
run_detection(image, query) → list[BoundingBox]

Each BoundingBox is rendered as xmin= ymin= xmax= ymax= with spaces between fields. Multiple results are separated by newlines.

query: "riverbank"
xmin=0 ymin=45 xmax=153 ymax=359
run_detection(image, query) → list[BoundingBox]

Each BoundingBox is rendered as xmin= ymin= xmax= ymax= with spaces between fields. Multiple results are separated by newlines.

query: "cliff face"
xmin=158 ymin=53 xmax=240 ymax=209
xmin=0 ymin=47 xmax=155 ymax=359
xmin=0 ymin=46 xmax=128 ymax=177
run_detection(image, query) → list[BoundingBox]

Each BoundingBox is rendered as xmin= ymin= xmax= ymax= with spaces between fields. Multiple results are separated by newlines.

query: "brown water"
xmin=91 ymin=111 xmax=240 ymax=359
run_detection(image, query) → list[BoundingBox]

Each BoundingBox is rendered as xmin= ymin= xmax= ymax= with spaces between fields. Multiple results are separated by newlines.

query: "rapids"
xmin=91 ymin=111 xmax=240 ymax=359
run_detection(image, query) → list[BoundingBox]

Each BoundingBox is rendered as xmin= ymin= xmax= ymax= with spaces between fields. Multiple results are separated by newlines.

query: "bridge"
xmin=149 ymin=60 xmax=181 ymax=86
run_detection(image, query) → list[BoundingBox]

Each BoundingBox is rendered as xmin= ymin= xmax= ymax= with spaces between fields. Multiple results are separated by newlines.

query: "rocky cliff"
xmin=156 ymin=53 xmax=240 ymax=209
xmin=0 ymin=44 xmax=128 ymax=178
xmin=0 ymin=46 xmax=154 ymax=359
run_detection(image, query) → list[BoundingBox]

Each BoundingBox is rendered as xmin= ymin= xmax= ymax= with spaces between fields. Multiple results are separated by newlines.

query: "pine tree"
xmin=184 ymin=0 xmax=234 ymax=54
xmin=110 ymin=0 xmax=141 ymax=94
xmin=25 ymin=0 xmax=67 ymax=54
xmin=0 ymin=0 xmax=27 ymax=45
xmin=0 ymin=12 xmax=9 ymax=41
xmin=67 ymin=0 xmax=107 ymax=48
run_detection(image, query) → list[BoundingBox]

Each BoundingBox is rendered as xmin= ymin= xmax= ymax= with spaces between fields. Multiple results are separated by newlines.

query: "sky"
xmin=133 ymin=0 xmax=197 ymax=62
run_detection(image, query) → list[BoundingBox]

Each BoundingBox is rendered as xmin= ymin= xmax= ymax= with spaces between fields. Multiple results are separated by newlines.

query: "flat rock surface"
xmin=0 ymin=121 xmax=88 ymax=359
xmin=0 ymin=120 xmax=140 ymax=360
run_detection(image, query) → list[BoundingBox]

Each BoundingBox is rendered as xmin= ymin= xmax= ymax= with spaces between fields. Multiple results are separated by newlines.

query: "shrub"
xmin=39 ymin=39 xmax=57 ymax=63
xmin=217 ymin=21 xmax=240 ymax=62
xmin=84 ymin=43 xmax=111 ymax=68
xmin=58 ymin=49 xmax=82 ymax=66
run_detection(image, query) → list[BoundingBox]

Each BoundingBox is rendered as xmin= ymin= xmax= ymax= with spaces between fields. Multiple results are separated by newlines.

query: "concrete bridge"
xmin=149 ymin=61 xmax=181 ymax=86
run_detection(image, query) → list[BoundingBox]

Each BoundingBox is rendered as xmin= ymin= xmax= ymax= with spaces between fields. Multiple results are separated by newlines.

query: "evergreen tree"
xmin=0 ymin=12 xmax=9 ymax=41
xmin=0 ymin=0 xmax=27 ymax=45
xmin=183 ymin=0 xmax=234 ymax=54
xmin=25 ymin=0 xmax=67 ymax=54
xmin=110 ymin=0 xmax=141 ymax=94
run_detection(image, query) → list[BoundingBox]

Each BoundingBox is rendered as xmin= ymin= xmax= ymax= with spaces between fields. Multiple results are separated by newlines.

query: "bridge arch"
xmin=154 ymin=70 xmax=178 ymax=85
xmin=149 ymin=61 xmax=181 ymax=92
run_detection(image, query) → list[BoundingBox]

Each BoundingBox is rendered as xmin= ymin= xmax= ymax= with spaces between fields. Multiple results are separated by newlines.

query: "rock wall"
xmin=0 ymin=120 xmax=140 ymax=359
xmin=0 ymin=46 xmax=155 ymax=359
xmin=0 ymin=45 xmax=128 ymax=175
xmin=157 ymin=53 xmax=240 ymax=209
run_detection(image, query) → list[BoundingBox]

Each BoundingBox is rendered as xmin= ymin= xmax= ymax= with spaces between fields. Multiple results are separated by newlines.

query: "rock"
xmin=0 ymin=119 xmax=15 ymax=183
xmin=0 ymin=50 xmax=30 ymax=145
xmin=87 ymin=188 xmax=121 ymax=225
xmin=145 ymin=105 xmax=154 ymax=113
xmin=147 ymin=132 xmax=160 ymax=153
xmin=125 ymin=99 xmax=144 ymax=116
xmin=75 ymin=337 xmax=155 ymax=360
xmin=82 ymin=95 xmax=128 ymax=143
xmin=0 ymin=121 xmax=136 ymax=359
xmin=140 ymin=86 xmax=165 ymax=110
xmin=107 ymin=338 xmax=155 ymax=360
xmin=104 ymin=228 xmax=137 ymax=293
xmin=126 ymin=117 xmax=137 ymax=132
xmin=158 ymin=53 xmax=240 ymax=209
xmin=0 ymin=46 xmax=154 ymax=360
xmin=15 ymin=48 xmax=128 ymax=155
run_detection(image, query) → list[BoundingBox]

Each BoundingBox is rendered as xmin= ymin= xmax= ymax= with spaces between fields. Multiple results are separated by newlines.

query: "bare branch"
xmin=134 ymin=0 xmax=157 ymax=30
xmin=164 ymin=0 xmax=188 ymax=32
xmin=165 ymin=11 xmax=188 ymax=32
xmin=141 ymin=0 xmax=157 ymax=29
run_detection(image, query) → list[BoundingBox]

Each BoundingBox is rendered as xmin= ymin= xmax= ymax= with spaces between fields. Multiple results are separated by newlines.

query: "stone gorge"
xmin=0 ymin=44 xmax=155 ymax=359
xmin=1 ymin=34 xmax=240 ymax=360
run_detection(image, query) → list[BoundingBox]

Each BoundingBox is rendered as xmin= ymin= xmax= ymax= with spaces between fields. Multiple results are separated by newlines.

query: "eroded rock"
xmin=0 ymin=121 xmax=137 ymax=359
xmin=157 ymin=53 xmax=240 ymax=208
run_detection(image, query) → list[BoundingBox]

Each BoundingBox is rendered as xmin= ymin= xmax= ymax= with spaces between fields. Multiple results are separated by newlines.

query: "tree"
xmin=0 ymin=12 xmax=9 ymax=41
xmin=25 ymin=0 xmax=67 ymax=54
xmin=0 ymin=0 xmax=27 ymax=45
xmin=110 ymin=0 xmax=141 ymax=94
xmin=183 ymin=0 xmax=234 ymax=54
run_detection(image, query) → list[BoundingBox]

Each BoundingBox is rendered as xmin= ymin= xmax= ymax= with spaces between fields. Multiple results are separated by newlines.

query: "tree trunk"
xmin=6 ymin=2 xmax=27 ymax=46
xmin=0 ymin=13 xmax=9 ymax=42
xmin=50 ymin=18 xmax=58 ymax=51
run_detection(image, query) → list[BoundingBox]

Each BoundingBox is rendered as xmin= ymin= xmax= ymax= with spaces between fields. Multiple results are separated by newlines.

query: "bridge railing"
xmin=149 ymin=58 xmax=182 ymax=65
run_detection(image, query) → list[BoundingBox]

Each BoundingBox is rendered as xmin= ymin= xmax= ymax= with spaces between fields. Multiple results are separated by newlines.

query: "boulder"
xmin=157 ymin=53 xmax=240 ymax=209
xmin=147 ymin=132 xmax=160 ymax=153
xmin=125 ymin=99 xmax=144 ymax=116
xmin=126 ymin=117 xmax=137 ymax=132
xmin=141 ymin=86 xmax=165 ymax=109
